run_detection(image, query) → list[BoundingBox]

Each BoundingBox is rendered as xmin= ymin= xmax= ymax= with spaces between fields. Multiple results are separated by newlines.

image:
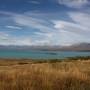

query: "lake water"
xmin=0 ymin=50 xmax=90 ymax=59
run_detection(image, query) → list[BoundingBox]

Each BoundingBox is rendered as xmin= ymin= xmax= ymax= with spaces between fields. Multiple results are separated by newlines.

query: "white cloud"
xmin=58 ymin=0 xmax=88 ymax=8
xmin=52 ymin=19 xmax=90 ymax=45
xmin=0 ymin=32 xmax=52 ymax=46
xmin=52 ymin=20 xmax=89 ymax=35
xmin=34 ymin=32 xmax=53 ymax=38
xmin=0 ymin=11 xmax=55 ymax=33
xmin=0 ymin=32 xmax=12 ymax=45
xmin=15 ymin=38 xmax=32 ymax=46
xmin=0 ymin=32 xmax=32 ymax=46
xmin=32 ymin=32 xmax=54 ymax=46
xmin=0 ymin=32 xmax=9 ymax=41
xmin=0 ymin=37 xmax=32 ymax=46
xmin=0 ymin=11 xmax=90 ymax=46
xmin=0 ymin=11 xmax=56 ymax=45
xmin=0 ymin=32 xmax=8 ymax=37
xmin=28 ymin=1 xmax=40 ymax=4
xmin=32 ymin=40 xmax=51 ymax=46
xmin=69 ymin=12 xmax=90 ymax=29
xmin=5 ymin=25 xmax=22 ymax=30
xmin=13 ymin=14 xmax=53 ymax=33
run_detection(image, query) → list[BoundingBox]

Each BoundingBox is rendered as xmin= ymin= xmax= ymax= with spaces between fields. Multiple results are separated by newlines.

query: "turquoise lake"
xmin=0 ymin=50 xmax=90 ymax=59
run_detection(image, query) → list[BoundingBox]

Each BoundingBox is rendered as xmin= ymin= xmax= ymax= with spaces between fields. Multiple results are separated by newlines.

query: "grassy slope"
xmin=0 ymin=59 xmax=90 ymax=90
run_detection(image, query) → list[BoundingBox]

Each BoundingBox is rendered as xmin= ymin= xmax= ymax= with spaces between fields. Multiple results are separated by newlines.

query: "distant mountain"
xmin=0 ymin=43 xmax=90 ymax=51
xmin=0 ymin=45 xmax=62 ymax=51
xmin=60 ymin=43 xmax=90 ymax=51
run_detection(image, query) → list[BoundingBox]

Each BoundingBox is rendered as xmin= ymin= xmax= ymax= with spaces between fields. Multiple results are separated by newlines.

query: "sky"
xmin=0 ymin=0 xmax=90 ymax=46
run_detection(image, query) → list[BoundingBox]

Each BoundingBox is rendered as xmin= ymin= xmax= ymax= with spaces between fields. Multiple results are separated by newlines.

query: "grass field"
xmin=0 ymin=58 xmax=90 ymax=90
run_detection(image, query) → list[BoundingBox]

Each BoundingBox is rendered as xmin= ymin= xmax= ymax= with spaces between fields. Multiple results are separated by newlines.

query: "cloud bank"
xmin=58 ymin=0 xmax=88 ymax=8
xmin=0 ymin=10 xmax=90 ymax=46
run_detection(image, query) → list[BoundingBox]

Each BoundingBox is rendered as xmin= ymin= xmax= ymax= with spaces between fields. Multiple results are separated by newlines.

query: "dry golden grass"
xmin=0 ymin=59 xmax=90 ymax=90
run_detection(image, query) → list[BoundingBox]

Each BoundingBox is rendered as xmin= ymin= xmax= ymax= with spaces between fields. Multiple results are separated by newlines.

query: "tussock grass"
xmin=0 ymin=59 xmax=90 ymax=90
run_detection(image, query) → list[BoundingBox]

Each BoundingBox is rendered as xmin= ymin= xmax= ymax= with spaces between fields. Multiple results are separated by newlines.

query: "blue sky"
xmin=0 ymin=0 xmax=90 ymax=46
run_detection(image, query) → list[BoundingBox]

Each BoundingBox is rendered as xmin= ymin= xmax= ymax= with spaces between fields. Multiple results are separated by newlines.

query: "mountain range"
xmin=0 ymin=43 xmax=90 ymax=51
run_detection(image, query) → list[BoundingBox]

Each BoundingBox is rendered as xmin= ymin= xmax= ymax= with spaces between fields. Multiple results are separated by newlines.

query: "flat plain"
xmin=0 ymin=58 xmax=90 ymax=90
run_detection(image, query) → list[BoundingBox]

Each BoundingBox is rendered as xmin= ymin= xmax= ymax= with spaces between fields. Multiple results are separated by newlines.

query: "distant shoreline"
xmin=0 ymin=56 xmax=90 ymax=62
